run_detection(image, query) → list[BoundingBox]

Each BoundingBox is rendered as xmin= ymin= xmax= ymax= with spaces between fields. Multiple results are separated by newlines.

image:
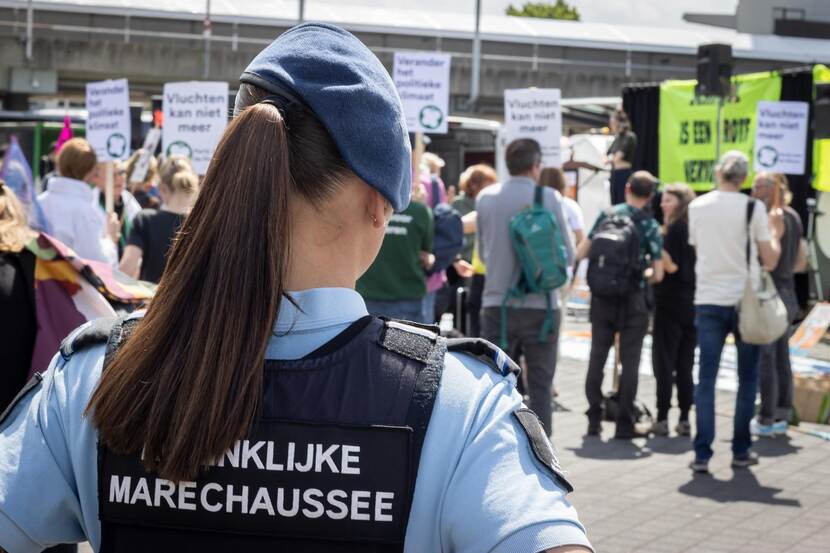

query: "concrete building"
xmin=2 ymin=0 xmax=829 ymax=115
xmin=685 ymin=0 xmax=830 ymax=38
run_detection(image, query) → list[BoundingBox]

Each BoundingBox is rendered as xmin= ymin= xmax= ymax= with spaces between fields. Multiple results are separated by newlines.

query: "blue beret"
xmin=240 ymin=22 xmax=412 ymax=212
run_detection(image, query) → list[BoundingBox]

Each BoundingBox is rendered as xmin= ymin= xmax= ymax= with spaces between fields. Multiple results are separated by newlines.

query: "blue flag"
xmin=1 ymin=135 xmax=50 ymax=233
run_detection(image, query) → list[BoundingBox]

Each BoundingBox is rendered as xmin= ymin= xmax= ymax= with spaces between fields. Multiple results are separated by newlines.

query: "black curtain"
xmin=779 ymin=68 xmax=815 ymax=310
xmin=622 ymin=84 xmax=660 ymax=176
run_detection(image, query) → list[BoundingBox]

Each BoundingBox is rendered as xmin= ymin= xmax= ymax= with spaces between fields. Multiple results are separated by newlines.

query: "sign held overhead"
xmin=504 ymin=88 xmax=563 ymax=168
xmin=86 ymin=78 xmax=131 ymax=161
xmin=754 ymin=101 xmax=809 ymax=175
xmin=162 ymin=81 xmax=229 ymax=175
xmin=393 ymin=52 xmax=451 ymax=134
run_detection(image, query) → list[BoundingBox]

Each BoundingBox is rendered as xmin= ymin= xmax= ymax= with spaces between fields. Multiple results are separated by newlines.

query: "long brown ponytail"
xmin=86 ymin=84 xmax=353 ymax=481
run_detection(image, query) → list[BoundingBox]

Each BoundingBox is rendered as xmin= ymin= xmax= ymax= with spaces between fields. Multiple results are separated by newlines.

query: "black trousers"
xmin=468 ymin=274 xmax=485 ymax=338
xmin=652 ymin=303 xmax=696 ymax=422
xmin=586 ymin=292 xmax=649 ymax=431
xmin=610 ymin=168 xmax=633 ymax=206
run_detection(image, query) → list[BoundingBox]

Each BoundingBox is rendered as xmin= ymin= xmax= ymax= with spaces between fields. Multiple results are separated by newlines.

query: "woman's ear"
xmin=366 ymin=188 xmax=391 ymax=229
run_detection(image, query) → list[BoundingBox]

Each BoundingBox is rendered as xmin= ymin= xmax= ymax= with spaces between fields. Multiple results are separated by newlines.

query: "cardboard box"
xmin=793 ymin=374 xmax=830 ymax=424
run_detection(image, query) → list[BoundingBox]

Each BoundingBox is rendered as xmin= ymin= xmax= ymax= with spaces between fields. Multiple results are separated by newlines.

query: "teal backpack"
xmin=501 ymin=186 xmax=569 ymax=349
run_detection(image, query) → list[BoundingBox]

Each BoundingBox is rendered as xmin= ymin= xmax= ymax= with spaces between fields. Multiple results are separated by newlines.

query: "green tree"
xmin=506 ymin=1 xmax=581 ymax=21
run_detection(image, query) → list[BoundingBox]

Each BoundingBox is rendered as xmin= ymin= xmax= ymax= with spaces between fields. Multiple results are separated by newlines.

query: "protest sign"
xmin=504 ymin=88 xmax=563 ymax=167
xmin=754 ymin=101 xmax=809 ymax=175
xmin=658 ymin=72 xmax=781 ymax=191
xmin=393 ymin=52 xmax=451 ymax=134
xmin=86 ymin=79 xmax=131 ymax=161
xmin=130 ymin=127 xmax=162 ymax=183
xmin=162 ymin=81 xmax=229 ymax=174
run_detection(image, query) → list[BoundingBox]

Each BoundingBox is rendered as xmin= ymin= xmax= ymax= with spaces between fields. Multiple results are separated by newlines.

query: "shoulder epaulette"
xmin=59 ymin=317 xmax=118 ymax=360
xmin=446 ymin=337 xmax=521 ymax=377
xmin=379 ymin=319 xmax=439 ymax=364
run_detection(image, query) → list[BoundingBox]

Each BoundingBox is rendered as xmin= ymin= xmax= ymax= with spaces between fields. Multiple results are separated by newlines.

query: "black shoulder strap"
xmin=59 ymin=317 xmax=119 ymax=360
xmin=446 ymin=337 xmax=521 ymax=378
xmin=746 ymin=198 xmax=756 ymax=268
xmin=534 ymin=185 xmax=544 ymax=207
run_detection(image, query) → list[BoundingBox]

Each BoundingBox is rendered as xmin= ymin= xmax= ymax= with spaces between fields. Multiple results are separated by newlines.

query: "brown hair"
xmin=627 ymin=170 xmax=658 ymax=199
xmin=124 ymin=149 xmax=158 ymax=189
xmin=86 ymin=83 xmax=354 ymax=481
xmin=57 ymin=138 xmax=97 ymax=180
xmin=662 ymin=183 xmax=696 ymax=227
xmin=613 ymin=109 xmax=631 ymax=133
xmin=459 ymin=164 xmax=497 ymax=197
xmin=0 ymin=181 xmax=37 ymax=252
xmin=539 ymin=167 xmax=567 ymax=194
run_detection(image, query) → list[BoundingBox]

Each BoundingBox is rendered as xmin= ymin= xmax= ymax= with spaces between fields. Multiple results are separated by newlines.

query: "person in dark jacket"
xmin=606 ymin=109 xmax=637 ymax=206
xmin=651 ymin=183 xmax=697 ymax=437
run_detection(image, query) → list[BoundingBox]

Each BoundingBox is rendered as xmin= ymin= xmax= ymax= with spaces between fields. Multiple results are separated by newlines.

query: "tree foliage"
xmin=506 ymin=1 xmax=581 ymax=21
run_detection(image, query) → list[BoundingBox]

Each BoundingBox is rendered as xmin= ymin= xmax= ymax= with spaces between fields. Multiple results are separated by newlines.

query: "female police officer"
xmin=0 ymin=23 xmax=592 ymax=553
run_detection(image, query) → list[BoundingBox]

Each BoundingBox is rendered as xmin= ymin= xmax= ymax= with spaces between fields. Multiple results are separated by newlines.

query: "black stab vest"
xmin=92 ymin=316 xmax=447 ymax=553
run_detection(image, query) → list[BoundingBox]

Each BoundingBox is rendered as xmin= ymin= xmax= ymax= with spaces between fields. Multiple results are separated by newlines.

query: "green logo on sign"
xmin=166 ymin=140 xmax=193 ymax=159
xmin=757 ymin=145 xmax=779 ymax=168
xmin=107 ymin=133 xmax=127 ymax=158
xmin=419 ymin=105 xmax=444 ymax=131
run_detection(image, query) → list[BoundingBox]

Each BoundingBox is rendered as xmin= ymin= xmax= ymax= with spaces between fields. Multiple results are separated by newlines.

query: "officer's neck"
xmin=283 ymin=197 xmax=363 ymax=292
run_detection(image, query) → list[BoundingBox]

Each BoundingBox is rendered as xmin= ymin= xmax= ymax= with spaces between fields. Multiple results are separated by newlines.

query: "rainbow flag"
xmin=26 ymin=233 xmax=155 ymax=377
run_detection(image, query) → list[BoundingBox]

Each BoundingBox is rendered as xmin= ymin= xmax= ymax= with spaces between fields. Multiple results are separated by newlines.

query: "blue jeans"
xmin=693 ymin=305 xmax=760 ymax=461
xmin=364 ymin=299 xmax=424 ymax=323
xmin=421 ymin=291 xmax=437 ymax=325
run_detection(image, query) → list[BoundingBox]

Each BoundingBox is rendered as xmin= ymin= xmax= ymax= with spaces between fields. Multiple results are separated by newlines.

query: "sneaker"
xmin=750 ymin=418 xmax=785 ymax=437
xmin=770 ymin=420 xmax=788 ymax=435
xmin=675 ymin=420 xmax=691 ymax=436
xmin=689 ymin=459 xmax=709 ymax=473
xmin=731 ymin=451 xmax=760 ymax=469
xmin=650 ymin=420 xmax=669 ymax=436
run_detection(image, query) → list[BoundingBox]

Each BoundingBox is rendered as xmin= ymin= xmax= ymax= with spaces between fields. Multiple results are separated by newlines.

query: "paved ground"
xmin=552 ymin=317 xmax=830 ymax=553
xmin=79 ymin=315 xmax=830 ymax=553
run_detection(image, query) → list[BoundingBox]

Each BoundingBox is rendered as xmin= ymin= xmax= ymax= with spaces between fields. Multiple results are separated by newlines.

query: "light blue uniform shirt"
xmin=0 ymin=288 xmax=592 ymax=553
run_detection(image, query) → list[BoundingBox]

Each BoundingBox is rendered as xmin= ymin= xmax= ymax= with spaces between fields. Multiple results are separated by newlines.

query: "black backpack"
xmin=586 ymin=209 xmax=644 ymax=298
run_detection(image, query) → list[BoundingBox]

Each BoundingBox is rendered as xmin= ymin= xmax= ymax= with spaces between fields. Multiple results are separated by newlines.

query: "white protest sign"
xmin=86 ymin=79 xmax=131 ymax=161
xmin=162 ymin=81 xmax=229 ymax=174
xmin=393 ymin=52 xmax=451 ymax=134
xmin=754 ymin=100 xmax=809 ymax=175
xmin=504 ymin=88 xmax=563 ymax=167
xmin=130 ymin=127 xmax=162 ymax=183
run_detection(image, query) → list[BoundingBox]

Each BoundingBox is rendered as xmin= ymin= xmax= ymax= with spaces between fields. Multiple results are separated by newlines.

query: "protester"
xmin=477 ymin=138 xmax=575 ymax=435
xmin=577 ymin=170 xmax=663 ymax=439
xmin=419 ymin=152 xmax=449 ymax=323
xmin=120 ymin=167 xmax=199 ymax=283
xmin=750 ymin=172 xmax=807 ymax=437
xmin=540 ymin=166 xmax=585 ymax=248
xmin=37 ymin=138 xmax=119 ymax=264
xmin=651 ymin=183 xmax=697 ymax=437
xmin=90 ymin=161 xmax=142 ymax=256
xmin=0 ymin=23 xmax=591 ymax=552
xmin=606 ymin=109 xmax=637 ymax=205
xmin=0 ymin=180 xmax=37 ymax=413
xmin=452 ymin=164 xmax=498 ymax=335
xmin=357 ymin=184 xmax=434 ymax=321
xmin=124 ymin=149 xmax=161 ymax=209
xmin=688 ymin=151 xmax=782 ymax=473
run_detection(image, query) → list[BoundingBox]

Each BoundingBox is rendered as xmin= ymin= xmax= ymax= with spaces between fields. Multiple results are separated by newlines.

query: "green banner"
xmin=659 ymin=72 xmax=782 ymax=191
xmin=814 ymin=64 xmax=830 ymax=192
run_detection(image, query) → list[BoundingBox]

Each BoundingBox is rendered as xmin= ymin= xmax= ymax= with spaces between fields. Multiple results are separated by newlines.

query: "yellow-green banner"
xmin=814 ymin=64 xmax=830 ymax=192
xmin=659 ymin=72 xmax=782 ymax=191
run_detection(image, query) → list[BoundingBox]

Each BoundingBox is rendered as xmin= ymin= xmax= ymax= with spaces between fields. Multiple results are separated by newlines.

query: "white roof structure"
xmin=5 ymin=0 xmax=830 ymax=64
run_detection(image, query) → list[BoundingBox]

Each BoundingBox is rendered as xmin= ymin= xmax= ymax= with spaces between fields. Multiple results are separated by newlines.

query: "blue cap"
xmin=240 ymin=23 xmax=412 ymax=212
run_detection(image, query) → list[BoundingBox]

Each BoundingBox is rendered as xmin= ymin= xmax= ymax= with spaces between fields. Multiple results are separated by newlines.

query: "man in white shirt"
xmin=38 ymin=138 xmax=119 ymax=265
xmin=687 ymin=150 xmax=782 ymax=473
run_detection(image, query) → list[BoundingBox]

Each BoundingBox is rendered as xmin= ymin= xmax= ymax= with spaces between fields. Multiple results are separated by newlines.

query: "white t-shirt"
xmin=560 ymin=195 xmax=585 ymax=232
xmin=688 ymin=190 xmax=771 ymax=306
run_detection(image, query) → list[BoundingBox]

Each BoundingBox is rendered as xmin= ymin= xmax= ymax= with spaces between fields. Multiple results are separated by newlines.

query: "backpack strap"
xmin=446 ymin=337 xmax=521 ymax=378
xmin=430 ymin=176 xmax=441 ymax=209
xmin=533 ymin=185 xmax=544 ymax=207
